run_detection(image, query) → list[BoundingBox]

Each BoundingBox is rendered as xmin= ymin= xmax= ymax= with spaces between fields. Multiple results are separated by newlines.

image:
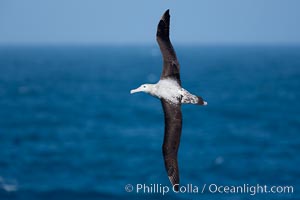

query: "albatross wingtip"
xmin=166 ymin=9 xmax=170 ymax=15
xmin=161 ymin=9 xmax=170 ymax=19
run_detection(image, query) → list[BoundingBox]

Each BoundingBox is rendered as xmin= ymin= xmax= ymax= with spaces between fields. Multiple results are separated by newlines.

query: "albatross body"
xmin=130 ymin=9 xmax=207 ymax=191
xmin=131 ymin=79 xmax=207 ymax=105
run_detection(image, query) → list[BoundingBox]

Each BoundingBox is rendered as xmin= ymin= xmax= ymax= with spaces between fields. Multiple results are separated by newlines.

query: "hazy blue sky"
xmin=1 ymin=0 xmax=300 ymax=45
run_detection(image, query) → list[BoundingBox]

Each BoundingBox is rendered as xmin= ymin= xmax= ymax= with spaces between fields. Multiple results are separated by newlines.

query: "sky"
xmin=1 ymin=0 xmax=300 ymax=45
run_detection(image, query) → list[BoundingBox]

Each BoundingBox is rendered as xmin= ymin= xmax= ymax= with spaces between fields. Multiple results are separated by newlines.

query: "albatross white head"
xmin=130 ymin=84 xmax=155 ymax=95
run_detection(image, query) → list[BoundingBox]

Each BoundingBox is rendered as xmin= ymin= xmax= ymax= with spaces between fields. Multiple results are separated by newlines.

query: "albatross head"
xmin=130 ymin=84 xmax=155 ymax=94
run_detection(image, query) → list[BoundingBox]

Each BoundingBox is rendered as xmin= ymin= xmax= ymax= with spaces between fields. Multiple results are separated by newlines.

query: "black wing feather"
xmin=156 ymin=9 xmax=181 ymax=86
xmin=161 ymin=99 xmax=182 ymax=191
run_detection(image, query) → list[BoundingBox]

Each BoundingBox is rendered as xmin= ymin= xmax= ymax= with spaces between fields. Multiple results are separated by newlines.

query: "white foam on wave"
xmin=0 ymin=176 xmax=18 ymax=192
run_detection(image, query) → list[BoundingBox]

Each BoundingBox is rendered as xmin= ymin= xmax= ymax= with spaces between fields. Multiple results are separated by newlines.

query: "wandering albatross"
xmin=130 ymin=9 xmax=207 ymax=191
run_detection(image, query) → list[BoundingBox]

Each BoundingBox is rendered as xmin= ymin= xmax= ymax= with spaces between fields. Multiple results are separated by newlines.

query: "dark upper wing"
xmin=156 ymin=9 xmax=181 ymax=86
xmin=161 ymin=99 xmax=182 ymax=191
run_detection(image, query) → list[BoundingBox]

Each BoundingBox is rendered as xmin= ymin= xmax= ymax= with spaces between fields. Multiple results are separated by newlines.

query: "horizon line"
xmin=1 ymin=42 xmax=300 ymax=47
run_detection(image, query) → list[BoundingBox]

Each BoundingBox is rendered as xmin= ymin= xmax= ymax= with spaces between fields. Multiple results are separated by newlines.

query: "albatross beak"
xmin=130 ymin=88 xmax=140 ymax=94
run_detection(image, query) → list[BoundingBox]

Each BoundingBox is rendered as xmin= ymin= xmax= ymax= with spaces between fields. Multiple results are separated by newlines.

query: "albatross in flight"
xmin=130 ymin=9 xmax=207 ymax=191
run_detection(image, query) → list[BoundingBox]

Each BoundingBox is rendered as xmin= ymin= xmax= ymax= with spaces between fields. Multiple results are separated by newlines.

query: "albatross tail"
xmin=197 ymin=96 xmax=208 ymax=106
xmin=180 ymin=89 xmax=207 ymax=106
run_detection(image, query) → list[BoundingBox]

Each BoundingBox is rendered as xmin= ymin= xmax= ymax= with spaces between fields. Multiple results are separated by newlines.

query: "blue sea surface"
xmin=0 ymin=45 xmax=299 ymax=200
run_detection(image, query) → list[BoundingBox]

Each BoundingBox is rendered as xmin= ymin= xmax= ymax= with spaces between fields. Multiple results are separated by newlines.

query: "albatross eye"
xmin=143 ymin=85 xmax=146 ymax=88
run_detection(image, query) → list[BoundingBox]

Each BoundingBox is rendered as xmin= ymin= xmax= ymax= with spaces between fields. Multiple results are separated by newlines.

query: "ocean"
xmin=0 ymin=45 xmax=299 ymax=200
